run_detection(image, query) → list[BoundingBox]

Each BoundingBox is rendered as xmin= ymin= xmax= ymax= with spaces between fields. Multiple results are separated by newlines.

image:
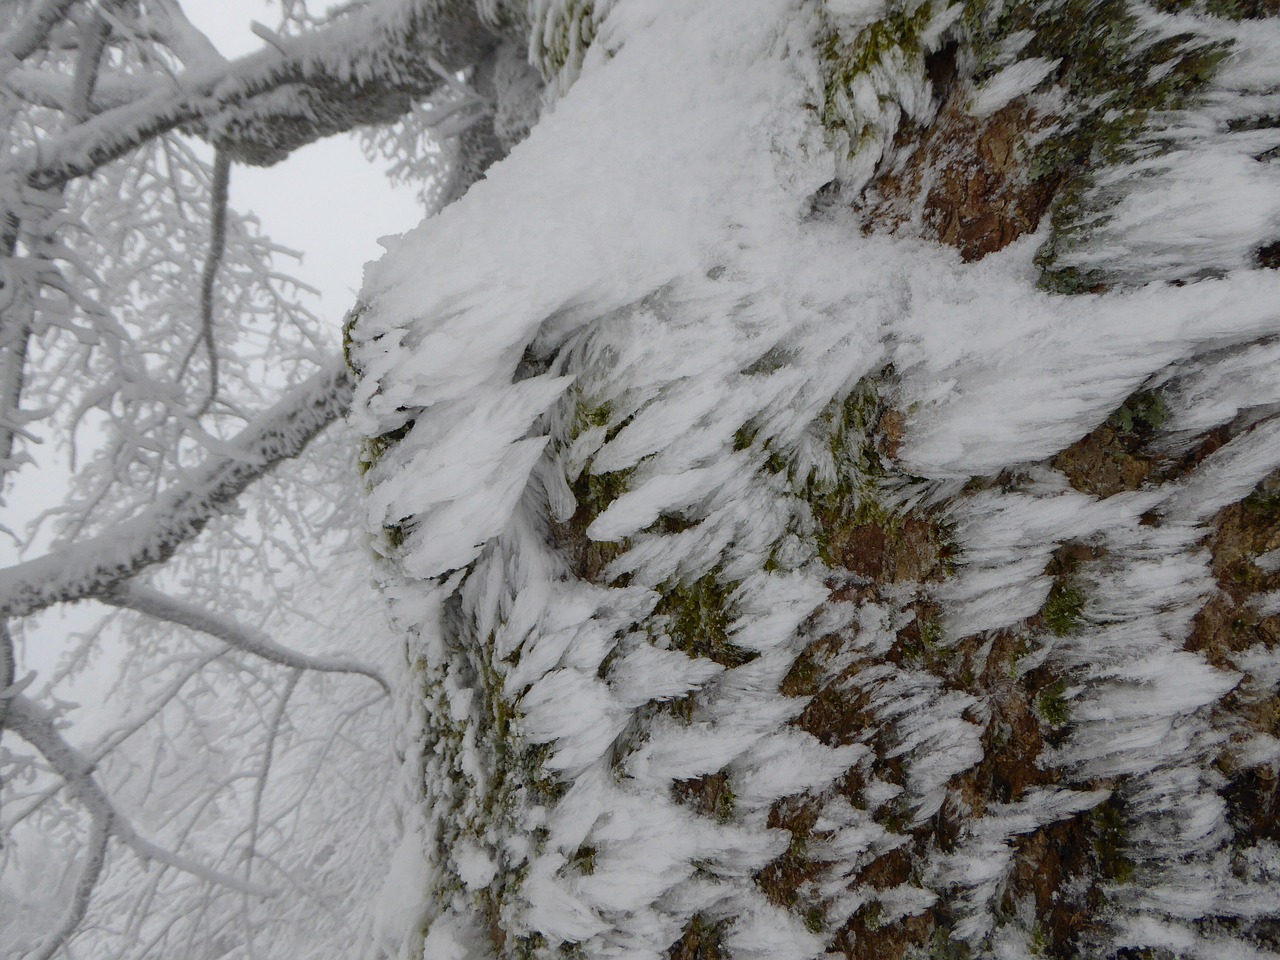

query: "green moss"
xmin=921 ymin=928 xmax=972 ymax=960
xmin=512 ymin=933 xmax=548 ymax=960
xmin=714 ymin=780 xmax=736 ymax=824
xmin=383 ymin=522 xmax=409 ymax=551
xmin=1109 ymin=390 xmax=1169 ymax=437
xmin=575 ymin=467 xmax=630 ymax=520
xmin=732 ymin=422 xmax=790 ymax=477
xmin=781 ymin=648 xmax=824 ymax=697
xmin=1043 ymin=581 xmax=1086 ymax=635
xmin=820 ymin=0 xmax=945 ymax=155
xmin=920 ymin=615 xmax=944 ymax=648
xmin=574 ymin=397 xmax=613 ymax=434
xmin=804 ymin=905 xmax=827 ymax=934
xmin=1092 ymin=798 xmax=1136 ymax=883
xmin=534 ymin=0 xmax=598 ymax=80
xmin=1036 ymin=678 xmax=1071 ymax=727
xmin=741 ymin=347 xmax=793 ymax=377
xmin=898 ymin=612 xmax=948 ymax=667
xmin=819 ymin=0 xmax=1232 ymax=288
xmin=677 ymin=915 xmax=729 ymax=960
xmin=667 ymin=691 xmax=698 ymax=723
xmin=936 ymin=517 xmax=961 ymax=576
xmin=654 ymin=571 xmax=757 ymax=668
xmin=807 ymin=382 xmax=896 ymax=562
xmin=996 ymin=0 xmax=1233 ymax=289
xmin=571 ymin=844 xmax=597 ymax=875
xmin=1154 ymin=0 xmax=1278 ymax=19
xmin=358 ymin=420 xmax=413 ymax=477
xmin=1029 ymin=922 xmax=1050 ymax=956
xmin=341 ymin=301 xmax=366 ymax=373
xmin=862 ymin=901 xmax=884 ymax=931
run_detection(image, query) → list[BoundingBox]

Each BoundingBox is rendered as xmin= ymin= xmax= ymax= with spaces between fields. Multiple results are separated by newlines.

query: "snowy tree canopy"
xmin=347 ymin=1 xmax=1280 ymax=959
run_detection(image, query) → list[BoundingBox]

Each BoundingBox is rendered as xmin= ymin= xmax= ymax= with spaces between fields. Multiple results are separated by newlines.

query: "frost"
xmin=967 ymin=57 xmax=1060 ymax=118
xmin=352 ymin=0 xmax=1280 ymax=956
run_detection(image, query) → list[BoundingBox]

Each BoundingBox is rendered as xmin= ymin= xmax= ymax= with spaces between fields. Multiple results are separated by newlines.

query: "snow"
xmin=967 ymin=57 xmax=1060 ymax=118
xmin=350 ymin=0 xmax=1280 ymax=956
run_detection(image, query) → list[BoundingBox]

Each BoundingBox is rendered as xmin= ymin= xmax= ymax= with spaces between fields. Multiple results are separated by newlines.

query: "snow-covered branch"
xmin=6 ymin=692 xmax=276 ymax=898
xmin=0 ymin=357 xmax=353 ymax=620
xmin=22 ymin=798 xmax=108 ymax=960
xmin=13 ymin=0 xmax=497 ymax=189
xmin=0 ymin=0 xmax=79 ymax=72
xmin=102 ymin=584 xmax=390 ymax=695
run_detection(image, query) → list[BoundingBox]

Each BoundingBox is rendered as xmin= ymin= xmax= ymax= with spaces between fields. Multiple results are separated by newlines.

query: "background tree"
xmin=0 ymin=2 xmax=539 ymax=957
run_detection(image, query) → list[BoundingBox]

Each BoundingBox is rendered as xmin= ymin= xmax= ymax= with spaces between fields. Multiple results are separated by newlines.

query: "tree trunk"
xmin=352 ymin=1 xmax=1280 ymax=957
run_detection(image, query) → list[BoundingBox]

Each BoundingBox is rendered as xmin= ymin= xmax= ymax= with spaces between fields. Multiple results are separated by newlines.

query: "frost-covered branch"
xmin=179 ymin=147 xmax=230 ymax=416
xmin=0 ymin=0 xmax=79 ymax=73
xmin=14 ymin=0 xmax=497 ymax=189
xmin=0 ymin=357 xmax=353 ymax=620
xmin=144 ymin=0 xmax=228 ymax=72
xmin=6 ymin=692 xmax=276 ymax=898
xmin=22 ymin=798 xmax=109 ymax=960
xmin=245 ymin=669 xmax=299 ymax=884
xmin=102 ymin=584 xmax=390 ymax=695
xmin=69 ymin=4 xmax=111 ymax=123
xmin=2 ymin=649 xmax=224 ymax=832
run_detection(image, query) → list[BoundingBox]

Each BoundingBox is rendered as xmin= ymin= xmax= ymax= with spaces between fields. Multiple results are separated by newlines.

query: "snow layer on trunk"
xmin=351 ymin=0 xmax=1280 ymax=957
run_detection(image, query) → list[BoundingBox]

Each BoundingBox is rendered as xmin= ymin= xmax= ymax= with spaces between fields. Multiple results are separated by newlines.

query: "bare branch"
xmin=102 ymin=584 xmax=390 ymax=695
xmin=0 ymin=356 xmax=353 ymax=620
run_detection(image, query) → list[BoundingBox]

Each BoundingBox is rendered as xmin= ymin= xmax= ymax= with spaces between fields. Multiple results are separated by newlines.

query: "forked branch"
xmin=102 ymin=584 xmax=390 ymax=695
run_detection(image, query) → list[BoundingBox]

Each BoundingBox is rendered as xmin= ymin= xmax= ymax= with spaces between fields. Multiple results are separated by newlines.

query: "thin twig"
xmin=177 ymin=148 xmax=231 ymax=417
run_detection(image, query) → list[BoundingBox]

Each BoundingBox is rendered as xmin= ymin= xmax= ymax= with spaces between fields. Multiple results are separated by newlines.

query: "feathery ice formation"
xmin=349 ymin=0 xmax=1280 ymax=956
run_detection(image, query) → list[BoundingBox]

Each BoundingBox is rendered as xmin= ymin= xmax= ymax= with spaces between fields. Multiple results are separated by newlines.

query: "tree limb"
xmin=6 ymin=692 xmax=276 ymax=898
xmin=70 ymin=4 xmax=112 ymax=123
xmin=246 ymin=669 xmax=300 ymax=889
xmin=2 ymin=650 xmax=224 ymax=832
xmin=0 ymin=357 xmax=353 ymax=620
xmin=22 ymin=798 xmax=110 ymax=960
xmin=0 ymin=0 xmax=80 ymax=75
xmin=15 ymin=0 xmax=498 ymax=188
xmin=177 ymin=147 xmax=231 ymax=416
xmin=102 ymin=584 xmax=390 ymax=696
